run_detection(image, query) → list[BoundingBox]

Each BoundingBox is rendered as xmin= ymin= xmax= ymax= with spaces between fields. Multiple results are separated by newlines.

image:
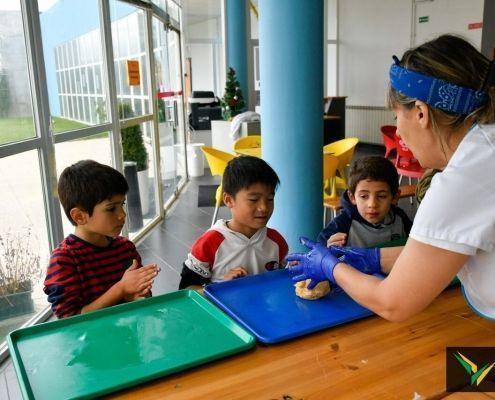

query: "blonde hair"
xmin=387 ymin=35 xmax=495 ymax=133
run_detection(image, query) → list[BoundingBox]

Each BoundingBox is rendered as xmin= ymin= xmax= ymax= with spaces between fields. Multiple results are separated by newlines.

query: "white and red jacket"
xmin=184 ymin=219 xmax=288 ymax=282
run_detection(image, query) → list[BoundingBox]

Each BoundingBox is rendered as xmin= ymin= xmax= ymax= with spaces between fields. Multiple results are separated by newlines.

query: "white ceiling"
xmin=182 ymin=0 xmax=221 ymax=26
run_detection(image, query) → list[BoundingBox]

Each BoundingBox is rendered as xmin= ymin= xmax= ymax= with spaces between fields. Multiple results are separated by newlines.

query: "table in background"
xmin=109 ymin=287 xmax=495 ymax=400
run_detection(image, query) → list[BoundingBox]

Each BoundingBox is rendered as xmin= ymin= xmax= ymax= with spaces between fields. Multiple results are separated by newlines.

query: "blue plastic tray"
xmin=204 ymin=269 xmax=375 ymax=343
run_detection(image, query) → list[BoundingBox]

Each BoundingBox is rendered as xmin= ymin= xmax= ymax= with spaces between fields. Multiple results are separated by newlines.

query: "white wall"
xmin=184 ymin=17 xmax=224 ymax=96
xmin=414 ymin=0 xmax=484 ymax=47
xmin=189 ymin=43 xmax=214 ymax=92
xmin=339 ymin=0 xmax=412 ymax=107
xmin=338 ymin=0 xmax=484 ymax=143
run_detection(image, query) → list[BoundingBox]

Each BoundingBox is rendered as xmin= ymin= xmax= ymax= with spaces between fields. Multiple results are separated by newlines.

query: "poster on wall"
xmin=126 ymin=60 xmax=141 ymax=86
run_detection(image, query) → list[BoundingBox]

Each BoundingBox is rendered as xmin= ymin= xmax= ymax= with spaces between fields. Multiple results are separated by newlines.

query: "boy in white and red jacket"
xmin=179 ymin=156 xmax=288 ymax=288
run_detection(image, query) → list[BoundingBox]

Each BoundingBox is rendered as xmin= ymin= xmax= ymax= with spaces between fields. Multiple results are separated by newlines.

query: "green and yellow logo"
xmin=453 ymin=351 xmax=495 ymax=387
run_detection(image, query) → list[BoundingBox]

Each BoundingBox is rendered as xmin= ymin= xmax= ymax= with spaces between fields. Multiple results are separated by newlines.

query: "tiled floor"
xmin=0 ymin=143 xmax=418 ymax=398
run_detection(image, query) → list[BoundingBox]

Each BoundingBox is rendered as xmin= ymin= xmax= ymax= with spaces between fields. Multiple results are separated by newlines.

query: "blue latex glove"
xmin=328 ymin=246 xmax=381 ymax=275
xmin=286 ymin=237 xmax=341 ymax=287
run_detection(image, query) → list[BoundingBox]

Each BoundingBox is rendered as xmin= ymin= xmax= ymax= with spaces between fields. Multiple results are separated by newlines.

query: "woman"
xmin=289 ymin=34 xmax=495 ymax=322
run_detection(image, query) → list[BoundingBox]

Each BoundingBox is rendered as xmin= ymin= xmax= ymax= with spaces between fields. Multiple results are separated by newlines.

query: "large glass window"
xmin=40 ymin=0 xmax=108 ymax=132
xmin=110 ymin=2 xmax=150 ymax=120
xmin=55 ymin=133 xmax=113 ymax=236
xmin=120 ymin=121 xmax=159 ymax=237
xmin=0 ymin=0 xmax=187 ymax=357
xmin=0 ymin=2 xmax=36 ymax=146
xmin=0 ymin=150 xmax=50 ymax=344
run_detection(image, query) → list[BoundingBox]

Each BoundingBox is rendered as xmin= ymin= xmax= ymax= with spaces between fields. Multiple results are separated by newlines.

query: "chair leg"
xmin=211 ymin=204 xmax=219 ymax=227
xmin=408 ymin=176 xmax=413 ymax=204
xmin=399 ymin=174 xmax=403 ymax=185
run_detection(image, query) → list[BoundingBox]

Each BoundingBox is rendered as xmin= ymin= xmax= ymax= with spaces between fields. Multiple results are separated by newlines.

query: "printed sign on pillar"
xmin=126 ymin=60 xmax=141 ymax=86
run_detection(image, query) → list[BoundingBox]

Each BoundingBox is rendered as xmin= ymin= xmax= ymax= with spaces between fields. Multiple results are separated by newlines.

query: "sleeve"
xmin=266 ymin=228 xmax=289 ymax=262
xmin=43 ymin=248 xmax=84 ymax=319
xmin=410 ymin=166 xmax=495 ymax=254
xmin=178 ymin=262 xmax=211 ymax=289
xmin=183 ymin=230 xmax=224 ymax=279
xmin=127 ymin=240 xmax=143 ymax=269
xmin=317 ymin=211 xmax=352 ymax=245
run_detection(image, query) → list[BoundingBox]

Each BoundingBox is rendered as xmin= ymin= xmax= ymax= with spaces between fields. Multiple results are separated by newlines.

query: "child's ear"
xmin=223 ymin=192 xmax=235 ymax=209
xmin=348 ymin=190 xmax=357 ymax=205
xmin=70 ymin=207 xmax=88 ymax=225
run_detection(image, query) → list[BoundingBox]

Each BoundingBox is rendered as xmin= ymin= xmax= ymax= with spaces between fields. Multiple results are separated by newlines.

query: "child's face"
xmin=223 ymin=183 xmax=275 ymax=237
xmin=348 ymin=179 xmax=397 ymax=225
xmin=77 ymin=194 xmax=127 ymax=238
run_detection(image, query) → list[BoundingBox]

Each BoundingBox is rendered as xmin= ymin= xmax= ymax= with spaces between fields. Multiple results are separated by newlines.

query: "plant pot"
xmin=137 ymin=169 xmax=150 ymax=215
xmin=0 ymin=290 xmax=34 ymax=319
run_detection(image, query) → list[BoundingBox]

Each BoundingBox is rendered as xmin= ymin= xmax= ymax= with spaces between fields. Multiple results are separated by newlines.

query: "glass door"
xmin=153 ymin=18 xmax=186 ymax=204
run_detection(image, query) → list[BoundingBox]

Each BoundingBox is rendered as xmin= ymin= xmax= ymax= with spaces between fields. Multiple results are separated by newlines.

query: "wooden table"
xmin=235 ymin=147 xmax=261 ymax=157
xmin=109 ymin=287 xmax=495 ymax=400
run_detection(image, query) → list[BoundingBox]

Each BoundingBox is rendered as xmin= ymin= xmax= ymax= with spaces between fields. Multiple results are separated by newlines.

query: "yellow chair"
xmin=233 ymin=135 xmax=262 ymax=153
xmin=323 ymin=137 xmax=359 ymax=188
xmin=201 ymin=146 xmax=236 ymax=226
xmin=323 ymin=153 xmax=342 ymax=226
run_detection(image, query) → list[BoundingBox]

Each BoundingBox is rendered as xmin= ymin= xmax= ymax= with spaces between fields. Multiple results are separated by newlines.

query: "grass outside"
xmin=0 ymin=116 xmax=100 ymax=146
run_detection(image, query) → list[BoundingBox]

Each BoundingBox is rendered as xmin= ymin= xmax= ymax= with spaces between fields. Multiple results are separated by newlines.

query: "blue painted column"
xmin=226 ymin=0 xmax=248 ymax=107
xmin=259 ymin=0 xmax=324 ymax=252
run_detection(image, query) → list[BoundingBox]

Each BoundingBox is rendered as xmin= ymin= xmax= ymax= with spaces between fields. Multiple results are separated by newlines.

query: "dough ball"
xmin=294 ymin=279 xmax=331 ymax=300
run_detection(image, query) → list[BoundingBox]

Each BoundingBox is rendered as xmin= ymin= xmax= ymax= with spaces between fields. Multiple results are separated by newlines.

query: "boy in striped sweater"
xmin=44 ymin=160 xmax=159 ymax=318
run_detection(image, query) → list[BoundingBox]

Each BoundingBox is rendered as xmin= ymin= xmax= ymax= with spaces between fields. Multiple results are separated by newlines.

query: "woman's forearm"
xmin=380 ymin=246 xmax=404 ymax=274
xmin=333 ymin=263 xmax=401 ymax=320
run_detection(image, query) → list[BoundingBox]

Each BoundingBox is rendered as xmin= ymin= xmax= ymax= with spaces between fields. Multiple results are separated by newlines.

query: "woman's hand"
xmin=287 ymin=237 xmax=341 ymax=287
xmin=328 ymin=246 xmax=381 ymax=275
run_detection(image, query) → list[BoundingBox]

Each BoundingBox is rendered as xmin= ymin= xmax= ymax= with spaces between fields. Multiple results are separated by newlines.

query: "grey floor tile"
xmin=141 ymin=228 xmax=189 ymax=273
xmin=152 ymin=263 xmax=181 ymax=295
xmin=5 ymin=364 xmax=21 ymax=400
xmin=0 ymin=372 xmax=9 ymax=400
xmin=159 ymin=215 xmax=204 ymax=248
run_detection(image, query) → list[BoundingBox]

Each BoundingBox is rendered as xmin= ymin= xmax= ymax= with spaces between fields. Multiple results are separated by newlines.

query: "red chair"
xmin=394 ymin=135 xmax=425 ymax=204
xmin=394 ymin=135 xmax=425 ymax=180
xmin=381 ymin=125 xmax=397 ymax=159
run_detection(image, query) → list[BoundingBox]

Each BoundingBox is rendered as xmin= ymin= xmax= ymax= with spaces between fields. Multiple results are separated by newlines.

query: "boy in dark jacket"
xmin=317 ymin=156 xmax=412 ymax=247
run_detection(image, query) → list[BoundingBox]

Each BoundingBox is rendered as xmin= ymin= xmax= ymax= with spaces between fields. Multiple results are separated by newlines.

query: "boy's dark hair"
xmin=58 ymin=160 xmax=129 ymax=225
xmin=222 ymin=156 xmax=280 ymax=196
xmin=348 ymin=156 xmax=399 ymax=195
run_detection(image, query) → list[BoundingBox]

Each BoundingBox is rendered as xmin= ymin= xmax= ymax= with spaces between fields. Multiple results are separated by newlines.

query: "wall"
xmin=184 ymin=17 xmax=224 ymax=97
xmin=339 ymin=0 xmax=484 ymax=143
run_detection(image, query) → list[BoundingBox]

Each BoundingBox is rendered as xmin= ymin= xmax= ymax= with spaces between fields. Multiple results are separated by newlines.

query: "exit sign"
xmin=419 ymin=16 xmax=429 ymax=23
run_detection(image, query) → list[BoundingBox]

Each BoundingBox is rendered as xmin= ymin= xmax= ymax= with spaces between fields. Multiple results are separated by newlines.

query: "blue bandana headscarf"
xmin=389 ymin=56 xmax=488 ymax=115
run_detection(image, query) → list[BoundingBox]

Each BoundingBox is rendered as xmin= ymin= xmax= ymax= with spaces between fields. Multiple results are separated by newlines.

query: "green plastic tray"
xmin=8 ymin=290 xmax=255 ymax=400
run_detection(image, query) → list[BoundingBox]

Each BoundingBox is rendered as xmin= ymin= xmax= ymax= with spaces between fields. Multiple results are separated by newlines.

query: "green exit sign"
xmin=419 ymin=16 xmax=429 ymax=23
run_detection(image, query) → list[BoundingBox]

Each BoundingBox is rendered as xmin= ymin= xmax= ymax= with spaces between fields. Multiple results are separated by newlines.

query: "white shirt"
xmin=185 ymin=220 xmax=288 ymax=282
xmin=410 ymin=123 xmax=495 ymax=319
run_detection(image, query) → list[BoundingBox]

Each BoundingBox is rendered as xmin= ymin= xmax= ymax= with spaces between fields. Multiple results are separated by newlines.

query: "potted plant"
xmin=119 ymin=103 xmax=150 ymax=217
xmin=0 ymin=228 xmax=41 ymax=319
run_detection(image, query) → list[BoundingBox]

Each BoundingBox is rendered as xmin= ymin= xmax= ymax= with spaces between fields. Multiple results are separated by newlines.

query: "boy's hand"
xmin=327 ymin=233 xmax=347 ymax=247
xmin=223 ymin=267 xmax=248 ymax=281
xmin=119 ymin=260 xmax=159 ymax=301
